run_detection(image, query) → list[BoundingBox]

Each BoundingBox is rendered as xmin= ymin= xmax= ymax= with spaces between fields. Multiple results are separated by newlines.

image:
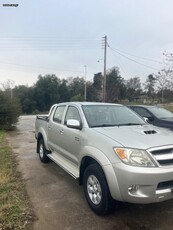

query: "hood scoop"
xmin=144 ymin=130 xmax=157 ymax=135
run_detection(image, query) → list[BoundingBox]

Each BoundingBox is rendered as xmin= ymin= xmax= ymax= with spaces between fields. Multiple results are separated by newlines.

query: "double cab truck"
xmin=35 ymin=102 xmax=173 ymax=215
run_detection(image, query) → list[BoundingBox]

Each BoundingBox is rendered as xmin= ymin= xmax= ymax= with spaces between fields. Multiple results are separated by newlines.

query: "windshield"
xmin=82 ymin=105 xmax=145 ymax=127
xmin=148 ymin=107 xmax=173 ymax=119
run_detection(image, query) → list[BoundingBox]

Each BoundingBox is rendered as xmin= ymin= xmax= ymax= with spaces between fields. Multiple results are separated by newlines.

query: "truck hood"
xmin=94 ymin=124 xmax=173 ymax=150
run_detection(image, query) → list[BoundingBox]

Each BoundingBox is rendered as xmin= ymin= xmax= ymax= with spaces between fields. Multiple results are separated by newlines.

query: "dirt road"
xmin=7 ymin=115 xmax=173 ymax=230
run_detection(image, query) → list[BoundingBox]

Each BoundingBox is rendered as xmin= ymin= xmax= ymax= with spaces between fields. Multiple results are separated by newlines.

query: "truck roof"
xmin=53 ymin=102 xmax=123 ymax=106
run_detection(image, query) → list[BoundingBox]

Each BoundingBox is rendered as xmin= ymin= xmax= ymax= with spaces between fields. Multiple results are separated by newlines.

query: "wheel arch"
xmin=79 ymin=147 xmax=122 ymax=201
xmin=36 ymin=129 xmax=49 ymax=153
xmin=79 ymin=146 xmax=110 ymax=185
xmin=79 ymin=156 xmax=98 ymax=185
xmin=37 ymin=133 xmax=43 ymax=153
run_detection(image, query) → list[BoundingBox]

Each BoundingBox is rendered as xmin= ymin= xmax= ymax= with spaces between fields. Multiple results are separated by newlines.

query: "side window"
xmin=65 ymin=106 xmax=81 ymax=124
xmin=53 ymin=106 xmax=66 ymax=123
xmin=134 ymin=108 xmax=151 ymax=117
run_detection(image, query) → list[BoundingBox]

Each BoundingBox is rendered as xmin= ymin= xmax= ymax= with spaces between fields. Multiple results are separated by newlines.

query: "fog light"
xmin=128 ymin=185 xmax=139 ymax=192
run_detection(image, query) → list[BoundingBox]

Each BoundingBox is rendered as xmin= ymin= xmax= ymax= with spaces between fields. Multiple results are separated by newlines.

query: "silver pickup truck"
xmin=35 ymin=102 xmax=173 ymax=215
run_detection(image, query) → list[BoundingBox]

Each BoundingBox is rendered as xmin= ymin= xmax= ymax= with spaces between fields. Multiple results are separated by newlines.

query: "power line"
xmin=0 ymin=36 xmax=102 ymax=51
xmin=109 ymin=51 xmax=132 ymax=79
xmin=108 ymin=46 xmax=165 ymax=64
xmin=0 ymin=62 xmax=95 ymax=75
xmin=108 ymin=45 xmax=160 ymax=71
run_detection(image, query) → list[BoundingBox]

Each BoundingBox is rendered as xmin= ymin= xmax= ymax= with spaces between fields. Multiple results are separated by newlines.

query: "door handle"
xmin=60 ymin=129 xmax=64 ymax=134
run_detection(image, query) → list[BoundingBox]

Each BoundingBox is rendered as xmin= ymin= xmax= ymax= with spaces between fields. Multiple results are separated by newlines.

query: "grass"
xmin=164 ymin=105 xmax=173 ymax=113
xmin=0 ymin=130 xmax=34 ymax=230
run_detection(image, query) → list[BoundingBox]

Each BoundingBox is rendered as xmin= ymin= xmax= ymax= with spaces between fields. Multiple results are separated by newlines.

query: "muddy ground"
xmin=7 ymin=115 xmax=173 ymax=230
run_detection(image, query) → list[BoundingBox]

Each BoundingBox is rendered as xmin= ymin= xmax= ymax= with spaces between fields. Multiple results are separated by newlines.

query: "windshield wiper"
xmin=91 ymin=124 xmax=118 ymax=128
xmin=91 ymin=123 xmax=144 ymax=128
xmin=117 ymin=123 xmax=143 ymax=126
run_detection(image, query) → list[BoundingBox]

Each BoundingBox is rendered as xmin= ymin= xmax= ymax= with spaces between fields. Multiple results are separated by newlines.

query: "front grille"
xmin=157 ymin=180 xmax=173 ymax=190
xmin=150 ymin=147 xmax=173 ymax=166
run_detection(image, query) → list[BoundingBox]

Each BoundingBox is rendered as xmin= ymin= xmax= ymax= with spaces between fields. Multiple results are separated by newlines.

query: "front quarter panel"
xmin=79 ymin=146 xmax=122 ymax=201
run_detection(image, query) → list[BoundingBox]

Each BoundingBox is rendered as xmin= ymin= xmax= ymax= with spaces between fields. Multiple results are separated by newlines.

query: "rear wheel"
xmin=38 ymin=138 xmax=49 ymax=163
xmin=83 ymin=163 xmax=113 ymax=215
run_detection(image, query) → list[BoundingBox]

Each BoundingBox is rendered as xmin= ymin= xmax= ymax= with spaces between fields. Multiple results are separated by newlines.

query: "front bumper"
xmin=111 ymin=163 xmax=173 ymax=203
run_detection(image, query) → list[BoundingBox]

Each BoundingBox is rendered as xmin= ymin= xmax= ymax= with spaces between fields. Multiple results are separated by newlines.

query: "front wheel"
xmin=83 ymin=163 xmax=113 ymax=215
xmin=38 ymin=138 xmax=49 ymax=163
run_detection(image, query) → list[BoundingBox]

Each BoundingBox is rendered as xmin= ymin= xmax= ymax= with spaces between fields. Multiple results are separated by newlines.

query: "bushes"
xmin=0 ymin=92 xmax=21 ymax=130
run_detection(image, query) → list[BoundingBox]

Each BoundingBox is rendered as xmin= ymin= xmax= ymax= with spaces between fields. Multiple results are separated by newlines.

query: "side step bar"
xmin=48 ymin=152 xmax=79 ymax=179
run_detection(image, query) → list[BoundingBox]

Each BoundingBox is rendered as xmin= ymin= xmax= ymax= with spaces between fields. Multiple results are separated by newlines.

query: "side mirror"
xmin=143 ymin=116 xmax=154 ymax=123
xmin=143 ymin=117 xmax=149 ymax=123
xmin=66 ymin=119 xmax=82 ymax=130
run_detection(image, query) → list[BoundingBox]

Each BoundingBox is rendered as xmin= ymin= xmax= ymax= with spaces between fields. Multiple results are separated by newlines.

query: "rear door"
xmin=47 ymin=105 xmax=67 ymax=153
xmin=48 ymin=105 xmax=82 ymax=165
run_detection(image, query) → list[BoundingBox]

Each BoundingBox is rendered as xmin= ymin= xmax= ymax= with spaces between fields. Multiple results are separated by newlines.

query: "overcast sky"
xmin=0 ymin=0 xmax=173 ymax=86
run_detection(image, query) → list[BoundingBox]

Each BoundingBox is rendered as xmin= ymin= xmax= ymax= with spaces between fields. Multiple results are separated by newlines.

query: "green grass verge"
xmin=0 ymin=130 xmax=34 ymax=229
xmin=164 ymin=105 xmax=173 ymax=113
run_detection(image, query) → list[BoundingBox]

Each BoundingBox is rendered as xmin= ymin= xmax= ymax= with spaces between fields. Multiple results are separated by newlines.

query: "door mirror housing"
xmin=144 ymin=116 xmax=154 ymax=122
xmin=66 ymin=119 xmax=82 ymax=130
xmin=143 ymin=117 xmax=149 ymax=123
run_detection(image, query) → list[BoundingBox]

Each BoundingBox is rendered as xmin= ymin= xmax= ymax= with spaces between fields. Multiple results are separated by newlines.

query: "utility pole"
xmin=103 ymin=35 xmax=107 ymax=102
xmin=84 ymin=65 xmax=87 ymax=101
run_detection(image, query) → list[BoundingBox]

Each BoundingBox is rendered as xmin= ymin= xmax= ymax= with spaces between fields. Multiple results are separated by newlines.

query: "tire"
xmin=38 ymin=138 xmax=50 ymax=163
xmin=83 ymin=163 xmax=113 ymax=215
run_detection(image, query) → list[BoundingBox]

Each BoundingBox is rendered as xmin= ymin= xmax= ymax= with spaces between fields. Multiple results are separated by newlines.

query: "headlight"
xmin=113 ymin=148 xmax=156 ymax=167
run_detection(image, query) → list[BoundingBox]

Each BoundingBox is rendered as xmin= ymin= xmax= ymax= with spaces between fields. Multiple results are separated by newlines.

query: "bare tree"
xmin=155 ymin=71 xmax=169 ymax=103
xmin=155 ymin=52 xmax=173 ymax=103
xmin=144 ymin=74 xmax=156 ymax=100
xmin=0 ymin=79 xmax=15 ymax=90
xmin=0 ymin=79 xmax=15 ymax=99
